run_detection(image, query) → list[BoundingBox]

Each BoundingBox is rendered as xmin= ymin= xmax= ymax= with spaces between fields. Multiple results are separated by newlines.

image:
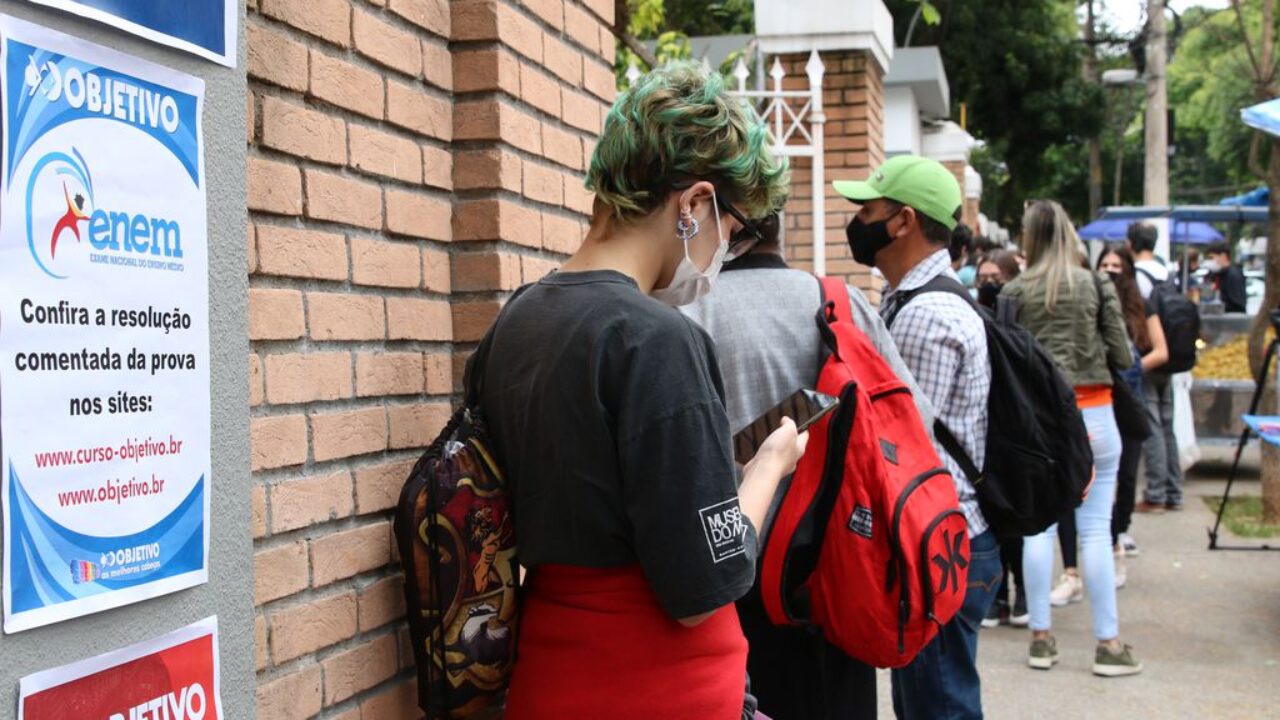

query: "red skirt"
xmin=505 ymin=564 xmax=748 ymax=720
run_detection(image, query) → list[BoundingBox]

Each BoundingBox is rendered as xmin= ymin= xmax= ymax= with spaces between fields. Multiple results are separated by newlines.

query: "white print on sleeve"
xmin=698 ymin=498 xmax=749 ymax=563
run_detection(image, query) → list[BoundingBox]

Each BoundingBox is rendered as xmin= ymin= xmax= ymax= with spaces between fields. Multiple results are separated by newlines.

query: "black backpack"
xmin=886 ymin=276 xmax=1093 ymax=539
xmin=1136 ymin=268 xmax=1199 ymax=373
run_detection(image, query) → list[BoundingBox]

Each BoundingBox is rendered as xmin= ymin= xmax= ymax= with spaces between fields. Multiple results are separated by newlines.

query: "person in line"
xmin=836 ymin=155 xmax=1003 ymax=719
xmin=973 ymin=250 xmax=1028 ymax=629
xmin=478 ymin=61 xmax=808 ymax=719
xmin=1126 ymin=222 xmax=1184 ymax=513
xmin=684 ymin=213 xmax=933 ymax=720
xmin=1003 ymin=201 xmax=1143 ymax=678
xmin=951 ymin=222 xmax=977 ymax=288
xmin=1204 ymin=241 xmax=1247 ymax=313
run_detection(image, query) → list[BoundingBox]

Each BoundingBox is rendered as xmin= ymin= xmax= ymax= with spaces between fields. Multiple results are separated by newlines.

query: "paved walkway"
xmin=875 ymin=474 xmax=1280 ymax=719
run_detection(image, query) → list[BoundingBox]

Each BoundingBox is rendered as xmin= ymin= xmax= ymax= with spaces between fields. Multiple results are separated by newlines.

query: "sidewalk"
xmin=876 ymin=476 xmax=1280 ymax=719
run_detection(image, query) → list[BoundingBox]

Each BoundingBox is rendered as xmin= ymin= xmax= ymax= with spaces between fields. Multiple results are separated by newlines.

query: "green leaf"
xmin=920 ymin=1 xmax=941 ymax=25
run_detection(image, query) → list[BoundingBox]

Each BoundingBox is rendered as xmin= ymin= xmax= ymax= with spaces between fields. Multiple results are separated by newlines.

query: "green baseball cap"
xmin=833 ymin=155 xmax=962 ymax=230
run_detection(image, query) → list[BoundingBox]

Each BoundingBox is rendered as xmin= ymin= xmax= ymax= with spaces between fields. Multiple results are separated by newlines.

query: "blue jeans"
xmin=891 ymin=529 xmax=1001 ymax=720
xmin=1023 ymin=405 xmax=1121 ymax=640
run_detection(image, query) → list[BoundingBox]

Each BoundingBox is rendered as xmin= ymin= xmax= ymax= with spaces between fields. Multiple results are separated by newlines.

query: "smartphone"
xmin=732 ymin=388 xmax=839 ymax=464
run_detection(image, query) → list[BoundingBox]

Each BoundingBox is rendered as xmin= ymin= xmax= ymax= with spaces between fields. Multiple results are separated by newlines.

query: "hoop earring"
xmin=677 ymin=214 xmax=700 ymax=243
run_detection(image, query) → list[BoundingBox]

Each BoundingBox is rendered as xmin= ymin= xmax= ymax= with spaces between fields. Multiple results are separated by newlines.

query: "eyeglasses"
xmin=670 ymin=181 xmax=765 ymax=260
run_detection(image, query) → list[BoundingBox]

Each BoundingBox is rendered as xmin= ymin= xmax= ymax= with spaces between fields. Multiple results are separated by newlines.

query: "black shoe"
xmin=982 ymin=600 xmax=1009 ymax=628
xmin=1009 ymin=595 xmax=1029 ymax=627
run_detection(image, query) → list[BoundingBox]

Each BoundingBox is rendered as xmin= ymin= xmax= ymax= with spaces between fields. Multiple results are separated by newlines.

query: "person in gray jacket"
xmin=684 ymin=213 xmax=932 ymax=720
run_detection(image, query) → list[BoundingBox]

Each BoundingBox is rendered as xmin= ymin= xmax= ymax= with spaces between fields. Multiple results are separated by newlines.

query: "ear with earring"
xmin=677 ymin=208 xmax=700 ymax=243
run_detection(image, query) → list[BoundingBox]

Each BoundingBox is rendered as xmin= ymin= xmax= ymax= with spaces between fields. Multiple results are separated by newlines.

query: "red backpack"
xmin=759 ymin=277 xmax=970 ymax=668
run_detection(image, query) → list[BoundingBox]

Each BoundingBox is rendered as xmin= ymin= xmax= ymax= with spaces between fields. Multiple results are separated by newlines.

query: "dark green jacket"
xmin=1003 ymin=267 xmax=1134 ymax=387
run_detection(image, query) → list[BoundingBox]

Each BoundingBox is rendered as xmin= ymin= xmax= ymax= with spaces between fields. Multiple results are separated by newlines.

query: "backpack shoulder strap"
xmin=464 ymin=284 xmax=533 ymax=406
xmin=818 ymin=276 xmax=854 ymax=324
xmin=934 ymin=420 xmax=982 ymax=485
xmin=884 ymin=274 xmax=976 ymax=329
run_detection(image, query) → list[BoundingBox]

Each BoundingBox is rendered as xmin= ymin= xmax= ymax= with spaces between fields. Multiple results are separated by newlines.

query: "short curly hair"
xmin=585 ymin=61 xmax=790 ymax=222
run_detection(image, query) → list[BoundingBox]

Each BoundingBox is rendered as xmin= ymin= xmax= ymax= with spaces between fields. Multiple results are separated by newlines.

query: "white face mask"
xmin=1201 ymin=259 xmax=1222 ymax=273
xmin=651 ymin=194 xmax=728 ymax=307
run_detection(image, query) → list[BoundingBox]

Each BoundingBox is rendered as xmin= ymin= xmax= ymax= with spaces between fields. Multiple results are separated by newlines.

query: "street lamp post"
xmin=1102 ymin=69 xmax=1142 ymax=206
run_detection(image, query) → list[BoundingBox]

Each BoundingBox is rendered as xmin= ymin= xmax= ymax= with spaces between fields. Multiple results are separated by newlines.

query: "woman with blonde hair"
xmin=1001 ymin=200 xmax=1143 ymax=677
xmin=478 ymin=61 xmax=807 ymax=718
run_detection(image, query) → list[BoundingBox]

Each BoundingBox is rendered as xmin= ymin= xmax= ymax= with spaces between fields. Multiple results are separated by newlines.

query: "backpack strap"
xmin=463 ymin=284 xmax=533 ymax=407
xmin=819 ymin=276 xmax=855 ymax=323
xmin=884 ymin=274 xmax=975 ymax=330
xmin=934 ymin=420 xmax=982 ymax=486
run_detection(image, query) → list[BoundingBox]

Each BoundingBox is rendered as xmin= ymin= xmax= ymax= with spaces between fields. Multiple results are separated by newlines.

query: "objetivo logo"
xmin=24 ymin=147 xmax=185 ymax=280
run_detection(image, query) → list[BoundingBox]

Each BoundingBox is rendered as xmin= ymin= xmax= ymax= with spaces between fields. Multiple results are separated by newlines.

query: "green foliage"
xmin=1204 ymin=496 xmax=1280 ymax=538
xmin=614 ymin=0 xmax=753 ymax=87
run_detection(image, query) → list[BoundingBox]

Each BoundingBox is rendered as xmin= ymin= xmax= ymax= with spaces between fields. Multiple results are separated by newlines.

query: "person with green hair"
xmin=477 ymin=61 xmax=804 ymax=719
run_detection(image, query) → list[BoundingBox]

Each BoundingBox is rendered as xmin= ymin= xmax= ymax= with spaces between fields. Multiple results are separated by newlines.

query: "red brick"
xmin=250 ymin=353 xmax=264 ymax=408
xmin=307 ymin=292 xmax=386 ymax=341
xmin=385 ymin=188 xmax=451 ymax=241
xmin=351 ymin=237 xmax=421 ymax=288
xmin=454 ymin=148 xmax=522 ymax=191
xmin=256 ymin=665 xmax=322 ymax=720
xmin=248 ymin=21 xmax=308 ymax=91
xmin=523 ymin=160 xmax=565 ymax=205
xmin=311 ymin=50 xmax=384 ymax=119
xmin=423 ymin=352 xmax=451 ymax=395
xmin=251 ymin=483 xmax=267 ymax=539
xmin=254 ymin=541 xmax=308 ymax=605
xmin=389 ymin=402 xmax=451 ymax=449
xmin=254 ymin=614 xmax=269 ymax=671
xmin=422 ymin=247 xmax=450 ymax=293
xmin=261 ymin=0 xmax=350 ymax=47
xmin=249 ymin=288 xmax=305 ymax=341
xmin=386 ymin=297 xmax=451 ymax=341
xmin=582 ymin=0 xmax=614 ymax=24
xmin=269 ymin=591 xmax=358 ymax=662
xmin=422 ymin=39 xmax=453 ymax=91
xmin=248 ymin=156 xmax=302 ymax=216
xmin=304 ymin=169 xmax=382 ymax=229
xmin=251 ymin=415 xmax=308 ymax=471
xmin=353 ymin=8 xmax=421 ymax=76
xmin=452 ymin=48 xmax=520 ymax=95
xmin=356 ymin=352 xmax=425 ymax=396
xmin=454 ymin=2 xmax=541 ymax=61
xmin=359 ymin=680 xmax=418 ymax=719
xmin=350 ymin=125 xmax=421 ymax=183
xmin=523 ymin=0 xmax=564 ymax=29
xmin=310 ymin=521 xmax=392 ymax=586
xmin=541 ymin=122 xmax=582 ymax=170
xmin=454 ymin=198 xmax=541 ymax=247
xmin=422 ymin=144 xmax=452 ymax=189
xmin=563 ymin=174 xmax=594 ymax=215
xmin=256 ymin=225 xmax=348 ymax=281
xmin=600 ymin=23 xmax=616 ymax=64
xmin=387 ymin=80 xmax=451 ymax=141
xmin=359 ymin=576 xmax=406 ymax=631
xmin=561 ymin=88 xmax=601 ymax=133
xmin=261 ymin=96 xmax=346 ymax=165
xmin=389 ymin=0 xmax=449 ymax=36
xmin=520 ymin=63 xmax=561 ymax=116
xmin=265 ymin=352 xmax=353 ymax=404
xmin=543 ymin=34 xmax=582 ymax=86
xmin=582 ymin=57 xmax=616 ymax=102
xmin=311 ymin=407 xmax=387 ymax=462
xmin=354 ymin=458 xmax=414 ymax=514
xmin=564 ymin=2 xmax=599 ymax=53
xmin=322 ymin=633 xmax=398 ymax=705
xmin=452 ymin=300 xmax=502 ymax=342
xmin=541 ymin=212 xmax=584 ymax=254
xmin=522 ymin=254 xmax=560 ymax=283
xmin=271 ymin=470 xmax=354 ymax=533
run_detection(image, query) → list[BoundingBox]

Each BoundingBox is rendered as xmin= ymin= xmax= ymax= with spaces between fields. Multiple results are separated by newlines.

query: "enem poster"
xmin=0 ymin=15 xmax=210 ymax=633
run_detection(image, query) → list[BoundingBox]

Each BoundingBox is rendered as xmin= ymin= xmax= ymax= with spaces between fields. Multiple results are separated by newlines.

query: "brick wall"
xmin=246 ymin=0 xmax=613 ymax=717
xmin=778 ymin=51 xmax=884 ymax=298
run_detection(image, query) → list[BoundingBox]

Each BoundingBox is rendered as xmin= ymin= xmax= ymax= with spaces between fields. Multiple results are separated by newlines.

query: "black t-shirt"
xmin=480 ymin=270 xmax=757 ymax=619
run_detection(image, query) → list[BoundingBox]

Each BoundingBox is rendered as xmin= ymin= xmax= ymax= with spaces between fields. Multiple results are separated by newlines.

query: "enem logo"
xmin=25 ymin=148 xmax=184 ymax=280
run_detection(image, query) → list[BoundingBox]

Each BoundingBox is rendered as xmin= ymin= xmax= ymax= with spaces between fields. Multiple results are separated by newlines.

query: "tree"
xmin=611 ymin=0 xmax=754 ymax=84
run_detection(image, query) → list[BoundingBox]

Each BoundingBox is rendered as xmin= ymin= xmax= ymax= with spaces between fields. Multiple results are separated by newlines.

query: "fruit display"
xmin=1193 ymin=332 xmax=1274 ymax=381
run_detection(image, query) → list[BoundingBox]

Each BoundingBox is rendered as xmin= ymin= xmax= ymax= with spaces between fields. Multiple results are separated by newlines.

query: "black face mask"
xmin=1106 ymin=271 xmax=1123 ymax=284
xmin=845 ymin=213 xmax=898 ymax=267
xmin=977 ymin=281 xmax=1002 ymax=308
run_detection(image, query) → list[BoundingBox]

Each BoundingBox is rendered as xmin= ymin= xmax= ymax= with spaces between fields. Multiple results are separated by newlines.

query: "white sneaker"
xmin=1114 ymin=551 xmax=1127 ymax=589
xmin=1049 ymin=573 xmax=1084 ymax=607
xmin=1119 ymin=533 xmax=1140 ymax=557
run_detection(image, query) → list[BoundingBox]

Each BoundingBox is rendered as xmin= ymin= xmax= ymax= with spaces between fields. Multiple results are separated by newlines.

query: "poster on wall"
xmin=0 ymin=15 xmax=210 ymax=633
xmin=18 ymin=615 xmax=223 ymax=720
xmin=25 ymin=0 xmax=236 ymax=67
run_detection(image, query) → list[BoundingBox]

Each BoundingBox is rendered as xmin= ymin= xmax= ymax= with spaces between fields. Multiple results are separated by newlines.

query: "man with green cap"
xmin=834 ymin=155 xmax=1001 ymax=720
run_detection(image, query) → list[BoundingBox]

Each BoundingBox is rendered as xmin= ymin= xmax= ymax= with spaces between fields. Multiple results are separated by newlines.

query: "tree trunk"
xmin=1144 ymin=0 xmax=1169 ymax=206
xmin=1248 ymin=139 xmax=1280 ymax=524
xmin=1084 ymin=0 xmax=1103 ymax=218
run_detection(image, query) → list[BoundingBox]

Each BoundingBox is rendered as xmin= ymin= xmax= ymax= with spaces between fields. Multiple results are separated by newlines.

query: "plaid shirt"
xmin=882 ymin=250 xmax=989 ymax=537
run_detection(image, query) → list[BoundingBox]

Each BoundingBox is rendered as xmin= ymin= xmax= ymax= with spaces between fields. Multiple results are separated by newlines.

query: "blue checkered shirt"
xmin=881 ymin=250 xmax=990 ymax=537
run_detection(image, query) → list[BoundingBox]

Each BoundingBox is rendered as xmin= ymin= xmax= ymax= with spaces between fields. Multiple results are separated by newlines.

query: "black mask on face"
xmin=845 ymin=211 xmax=899 ymax=267
xmin=977 ymin=281 xmax=1002 ymax=308
xmin=1106 ymin=271 xmax=1123 ymax=284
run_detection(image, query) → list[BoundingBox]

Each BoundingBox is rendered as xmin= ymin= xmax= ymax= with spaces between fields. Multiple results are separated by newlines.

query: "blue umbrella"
xmin=1078 ymin=218 xmax=1224 ymax=244
xmin=1242 ymin=98 xmax=1280 ymax=137
xmin=1218 ymin=186 xmax=1269 ymax=207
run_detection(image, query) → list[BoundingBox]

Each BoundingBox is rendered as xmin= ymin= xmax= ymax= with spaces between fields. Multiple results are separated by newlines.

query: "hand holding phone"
xmin=733 ymin=388 xmax=838 ymax=464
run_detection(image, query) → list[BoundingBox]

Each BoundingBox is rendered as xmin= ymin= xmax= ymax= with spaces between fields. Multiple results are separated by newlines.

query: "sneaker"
xmin=1029 ymin=635 xmax=1059 ymax=670
xmin=1009 ymin=595 xmax=1029 ymax=627
xmin=1049 ymin=573 xmax=1084 ymax=607
xmin=1119 ymin=532 xmax=1140 ymax=557
xmin=1093 ymin=643 xmax=1143 ymax=677
xmin=1114 ymin=550 xmax=1127 ymax=589
xmin=1135 ymin=501 xmax=1166 ymax=514
xmin=982 ymin=600 xmax=1007 ymax=628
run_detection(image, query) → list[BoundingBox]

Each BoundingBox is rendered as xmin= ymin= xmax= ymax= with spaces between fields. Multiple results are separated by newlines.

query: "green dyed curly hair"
xmin=585 ymin=61 xmax=790 ymax=222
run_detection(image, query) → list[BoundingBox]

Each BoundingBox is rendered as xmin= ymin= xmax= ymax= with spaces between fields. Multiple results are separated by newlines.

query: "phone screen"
xmin=732 ymin=388 xmax=839 ymax=464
